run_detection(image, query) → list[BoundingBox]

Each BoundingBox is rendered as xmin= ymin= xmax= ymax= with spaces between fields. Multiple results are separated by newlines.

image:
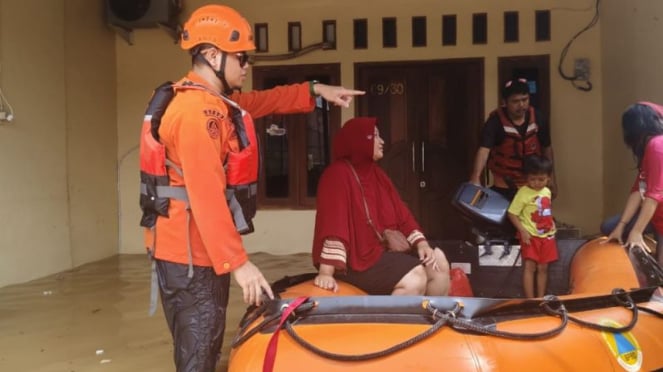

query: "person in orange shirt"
xmin=139 ymin=5 xmax=364 ymax=371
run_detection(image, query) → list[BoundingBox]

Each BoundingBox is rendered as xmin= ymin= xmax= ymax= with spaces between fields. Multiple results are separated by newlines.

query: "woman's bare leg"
xmin=392 ymin=265 xmax=426 ymax=295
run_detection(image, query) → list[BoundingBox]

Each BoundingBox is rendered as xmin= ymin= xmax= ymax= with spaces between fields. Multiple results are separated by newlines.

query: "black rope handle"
xmin=232 ymin=311 xmax=280 ymax=348
xmin=232 ymin=300 xmax=318 ymax=348
xmin=427 ymin=296 xmax=569 ymax=341
xmin=280 ymin=302 xmax=456 ymax=362
xmin=564 ymin=289 xmax=638 ymax=333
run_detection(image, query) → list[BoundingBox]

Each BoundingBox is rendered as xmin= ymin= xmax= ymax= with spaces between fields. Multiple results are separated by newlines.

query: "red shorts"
xmin=519 ymin=235 xmax=558 ymax=264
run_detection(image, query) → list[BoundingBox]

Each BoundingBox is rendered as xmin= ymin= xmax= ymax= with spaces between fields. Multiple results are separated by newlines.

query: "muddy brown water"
xmin=0 ymin=252 xmax=314 ymax=372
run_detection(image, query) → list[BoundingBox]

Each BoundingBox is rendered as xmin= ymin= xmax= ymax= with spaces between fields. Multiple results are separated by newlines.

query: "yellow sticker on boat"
xmin=600 ymin=319 xmax=642 ymax=372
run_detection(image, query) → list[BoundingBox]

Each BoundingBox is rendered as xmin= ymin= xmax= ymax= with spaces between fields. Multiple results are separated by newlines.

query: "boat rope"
xmin=280 ymin=302 xmax=461 ymax=361
xmin=232 ymin=308 xmax=279 ymax=348
xmin=564 ymin=289 xmax=639 ymax=332
xmin=232 ymin=299 xmax=318 ymax=348
xmin=636 ymin=305 xmax=663 ymax=318
xmin=426 ymin=295 xmax=569 ymax=340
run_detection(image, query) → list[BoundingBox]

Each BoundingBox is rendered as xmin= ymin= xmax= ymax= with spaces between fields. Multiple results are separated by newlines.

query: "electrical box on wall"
xmin=105 ymin=0 xmax=181 ymax=29
xmin=574 ymin=58 xmax=591 ymax=81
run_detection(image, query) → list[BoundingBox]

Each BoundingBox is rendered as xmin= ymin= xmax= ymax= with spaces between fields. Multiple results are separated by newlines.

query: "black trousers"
xmin=155 ymin=259 xmax=231 ymax=372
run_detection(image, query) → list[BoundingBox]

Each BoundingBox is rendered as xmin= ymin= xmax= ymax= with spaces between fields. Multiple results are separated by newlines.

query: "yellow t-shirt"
xmin=507 ymin=186 xmax=556 ymax=237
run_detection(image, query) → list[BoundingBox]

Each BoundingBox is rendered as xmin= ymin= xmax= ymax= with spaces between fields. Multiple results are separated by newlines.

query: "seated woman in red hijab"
xmin=312 ymin=117 xmax=450 ymax=295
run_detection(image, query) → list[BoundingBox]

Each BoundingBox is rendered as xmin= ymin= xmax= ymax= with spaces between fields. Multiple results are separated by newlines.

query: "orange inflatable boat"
xmin=230 ymin=185 xmax=663 ymax=371
xmin=229 ymin=238 xmax=663 ymax=372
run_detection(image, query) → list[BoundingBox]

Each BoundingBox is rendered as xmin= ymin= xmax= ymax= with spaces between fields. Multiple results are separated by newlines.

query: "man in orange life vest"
xmin=138 ymin=5 xmax=364 ymax=371
xmin=469 ymin=78 xmax=556 ymax=201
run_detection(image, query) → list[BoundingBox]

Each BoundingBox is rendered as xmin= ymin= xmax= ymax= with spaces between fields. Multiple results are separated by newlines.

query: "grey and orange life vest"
xmin=139 ymin=80 xmax=259 ymax=235
xmin=486 ymin=106 xmax=541 ymax=186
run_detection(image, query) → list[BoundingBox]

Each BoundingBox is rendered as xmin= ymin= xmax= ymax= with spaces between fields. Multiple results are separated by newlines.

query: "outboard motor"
xmin=451 ymin=182 xmax=516 ymax=257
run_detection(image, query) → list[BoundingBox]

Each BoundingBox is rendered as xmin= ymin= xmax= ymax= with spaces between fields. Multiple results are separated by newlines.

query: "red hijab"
xmin=312 ymin=117 xmax=421 ymax=271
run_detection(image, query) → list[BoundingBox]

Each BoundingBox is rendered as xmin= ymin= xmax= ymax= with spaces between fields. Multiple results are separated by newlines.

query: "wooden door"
xmin=356 ymin=59 xmax=483 ymax=240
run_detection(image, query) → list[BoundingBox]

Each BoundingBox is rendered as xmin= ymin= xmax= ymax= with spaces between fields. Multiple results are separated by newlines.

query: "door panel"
xmin=357 ymin=60 xmax=483 ymax=240
xmin=362 ymin=69 xmax=417 ymax=211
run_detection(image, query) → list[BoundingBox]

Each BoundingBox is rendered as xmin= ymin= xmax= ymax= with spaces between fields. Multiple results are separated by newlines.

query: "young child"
xmin=507 ymin=155 xmax=558 ymax=298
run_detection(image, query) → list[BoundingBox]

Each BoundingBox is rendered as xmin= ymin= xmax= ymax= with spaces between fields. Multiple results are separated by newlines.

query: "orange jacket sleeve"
xmin=230 ymin=82 xmax=315 ymax=119
xmin=174 ymin=96 xmax=248 ymax=274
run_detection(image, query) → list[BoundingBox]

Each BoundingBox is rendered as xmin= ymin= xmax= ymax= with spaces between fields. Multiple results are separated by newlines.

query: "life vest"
xmin=139 ymin=80 xmax=259 ymax=235
xmin=486 ymin=106 xmax=541 ymax=186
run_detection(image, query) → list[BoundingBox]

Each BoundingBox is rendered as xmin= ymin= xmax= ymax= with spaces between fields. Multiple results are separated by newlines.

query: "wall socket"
xmin=574 ymin=58 xmax=590 ymax=81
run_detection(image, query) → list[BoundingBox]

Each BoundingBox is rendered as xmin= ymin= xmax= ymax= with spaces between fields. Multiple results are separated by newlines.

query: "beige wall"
xmin=601 ymin=0 xmax=663 ymax=216
xmin=0 ymin=0 xmax=117 ymax=287
xmin=3 ymin=0 xmax=663 ymax=287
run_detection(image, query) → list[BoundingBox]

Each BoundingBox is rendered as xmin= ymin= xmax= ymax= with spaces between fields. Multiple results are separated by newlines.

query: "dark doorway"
xmin=356 ymin=59 xmax=484 ymax=240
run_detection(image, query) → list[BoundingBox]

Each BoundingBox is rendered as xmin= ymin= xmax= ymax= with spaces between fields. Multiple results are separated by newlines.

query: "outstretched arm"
xmin=312 ymin=83 xmax=365 ymax=108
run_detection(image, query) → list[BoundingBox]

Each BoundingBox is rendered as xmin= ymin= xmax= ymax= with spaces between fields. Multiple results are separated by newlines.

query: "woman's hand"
xmin=314 ymin=273 xmax=338 ymax=292
xmin=417 ymin=244 xmax=438 ymax=271
xmin=605 ymin=223 xmax=625 ymax=244
xmin=625 ymin=230 xmax=646 ymax=250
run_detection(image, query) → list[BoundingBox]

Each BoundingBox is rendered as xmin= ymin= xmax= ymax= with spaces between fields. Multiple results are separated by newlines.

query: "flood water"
xmin=0 ymin=252 xmax=314 ymax=372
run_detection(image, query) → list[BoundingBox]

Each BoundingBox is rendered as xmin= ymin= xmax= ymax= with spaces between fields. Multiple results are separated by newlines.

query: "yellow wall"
xmin=0 ymin=0 xmax=117 ymax=287
xmin=601 ymin=0 xmax=663 ymax=216
xmin=116 ymin=0 xmax=606 ymax=256
xmin=3 ymin=0 xmax=663 ymax=287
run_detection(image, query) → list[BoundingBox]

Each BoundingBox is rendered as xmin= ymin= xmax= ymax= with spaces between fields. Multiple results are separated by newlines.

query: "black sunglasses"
xmin=235 ymin=52 xmax=250 ymax=68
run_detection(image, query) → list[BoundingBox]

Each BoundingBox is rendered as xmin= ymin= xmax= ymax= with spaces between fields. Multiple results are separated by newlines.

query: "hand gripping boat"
xmin=229 ymin=184 xmax=663 ymax=372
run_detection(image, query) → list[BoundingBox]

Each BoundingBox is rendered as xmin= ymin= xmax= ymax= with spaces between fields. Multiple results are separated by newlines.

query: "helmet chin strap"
xmin=196 ymin=52 xmax=235 ymax=95
xmin=214 ymin=52 xmax=233 ymax=95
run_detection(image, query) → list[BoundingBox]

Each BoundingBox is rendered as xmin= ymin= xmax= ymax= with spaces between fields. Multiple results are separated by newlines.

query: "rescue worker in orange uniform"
xmin=140 ymin=5 xmax=364 ymax=371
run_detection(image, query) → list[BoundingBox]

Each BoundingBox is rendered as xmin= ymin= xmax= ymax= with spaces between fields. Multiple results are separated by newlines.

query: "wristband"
xmin=309 ymin=80 xmax=320 ymax=97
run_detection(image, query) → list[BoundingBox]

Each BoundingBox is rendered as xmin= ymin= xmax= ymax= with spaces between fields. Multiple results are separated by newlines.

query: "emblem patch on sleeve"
xmin=207 ymin=119 xmax=220 ymax=139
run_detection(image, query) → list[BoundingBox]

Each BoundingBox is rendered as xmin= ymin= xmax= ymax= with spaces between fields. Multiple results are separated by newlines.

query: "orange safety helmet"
xmin=180 ymin=5 xmax=255 ymax=52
